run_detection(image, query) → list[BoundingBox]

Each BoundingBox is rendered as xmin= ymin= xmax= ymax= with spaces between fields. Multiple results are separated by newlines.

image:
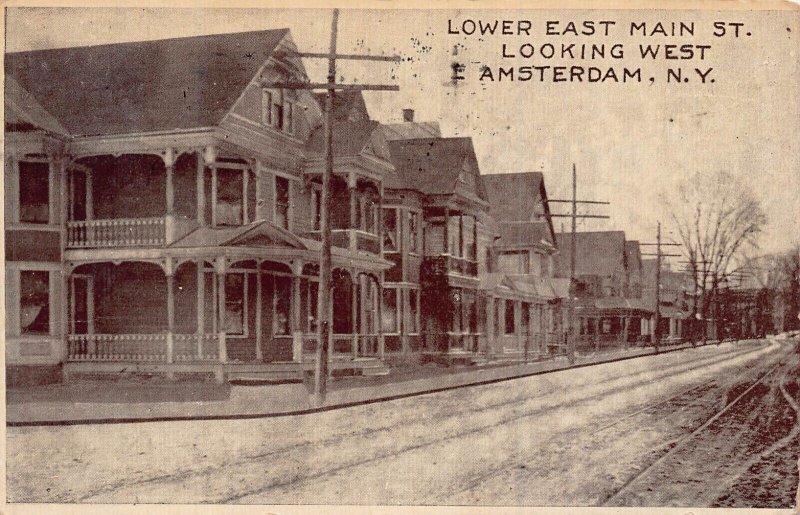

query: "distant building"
xmin=554 ymin=231 xmax=652 ymax=351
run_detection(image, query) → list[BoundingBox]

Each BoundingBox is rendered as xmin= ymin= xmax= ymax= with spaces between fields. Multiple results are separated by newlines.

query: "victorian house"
xmin=6 ymin=28 xmax=576 ymax=385
xmin=5 ymin=29 xmax=397 ymax=383
xmin=482 ymin=172 xmax=568 ymax=359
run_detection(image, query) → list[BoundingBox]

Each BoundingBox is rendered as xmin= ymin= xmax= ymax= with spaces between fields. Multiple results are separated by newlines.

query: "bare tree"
xmin=664 ymin=170 xmax=768 ymax=341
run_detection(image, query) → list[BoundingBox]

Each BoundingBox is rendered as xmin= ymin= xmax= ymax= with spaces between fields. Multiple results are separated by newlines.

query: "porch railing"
xmin=66 ymin=217 xmax=166 ymax=248
xmin=174 ymin=334 xmax=219 ymax=361
xmin=301 ymin=229 xmax=381 ymax=255
xmin=67 ymin=334 xmax=167 ymax=361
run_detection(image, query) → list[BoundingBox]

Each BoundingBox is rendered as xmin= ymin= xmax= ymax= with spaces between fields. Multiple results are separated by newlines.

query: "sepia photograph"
xmin=3 ymin=2 xmax=800 ymax=511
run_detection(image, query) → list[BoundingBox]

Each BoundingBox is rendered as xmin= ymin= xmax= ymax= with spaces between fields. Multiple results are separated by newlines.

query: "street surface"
xmin=7 ymin=338 xmax=799 ymax=507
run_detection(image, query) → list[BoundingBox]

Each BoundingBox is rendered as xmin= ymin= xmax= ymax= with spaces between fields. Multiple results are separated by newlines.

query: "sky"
xmin=5 ymin=7 xmax=799 ymax=262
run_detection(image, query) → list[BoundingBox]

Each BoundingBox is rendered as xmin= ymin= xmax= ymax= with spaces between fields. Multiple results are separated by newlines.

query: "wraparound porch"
xmin=64 ymin=255 xmax=388 ymax=382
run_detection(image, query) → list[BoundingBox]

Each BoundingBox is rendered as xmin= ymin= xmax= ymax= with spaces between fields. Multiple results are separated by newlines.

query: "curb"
xmin=7 ymin=340 xmax=740 ymax=427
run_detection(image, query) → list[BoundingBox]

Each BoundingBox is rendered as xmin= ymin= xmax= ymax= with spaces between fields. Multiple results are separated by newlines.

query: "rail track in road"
xmin=13 ymin=340 xmax=781 ymax=504
xmin=430 ymin=340 xmax=791 ymax=505
xmin=216 ymin=341 xmax=779 ymax=504
xmin=601 ymin=340 xmax=799 ymax=507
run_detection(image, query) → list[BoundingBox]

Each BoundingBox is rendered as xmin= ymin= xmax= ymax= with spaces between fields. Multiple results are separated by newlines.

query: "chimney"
xmin=402 ymin=108 xmax=415 ymax=122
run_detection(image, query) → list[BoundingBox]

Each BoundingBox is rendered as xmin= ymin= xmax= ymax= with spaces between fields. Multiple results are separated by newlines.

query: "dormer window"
xmin=262 ymin=88 xmax=295 ymax=134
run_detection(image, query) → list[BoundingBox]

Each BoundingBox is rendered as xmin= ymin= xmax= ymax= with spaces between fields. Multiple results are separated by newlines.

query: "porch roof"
xmin=169 ymin=222 xmax=307 ymax=249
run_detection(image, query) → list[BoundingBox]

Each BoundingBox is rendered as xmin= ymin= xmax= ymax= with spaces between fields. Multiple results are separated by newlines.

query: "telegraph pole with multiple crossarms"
xmin=549 ymin=164 xmax=610 ymax=364
xmin=641 ymin=222 xmax=681 ymax=353
xmin=266 ymin=9 xmax=400 ymax=406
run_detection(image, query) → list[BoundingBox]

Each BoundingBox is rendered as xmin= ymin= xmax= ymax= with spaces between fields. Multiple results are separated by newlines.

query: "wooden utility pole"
xmin=266 ymin=9 xmax=400 ymax=406
xmin=550 ymin=164 xmax=609 ymax=363
xmin=641 ymin=222 xmax=680 ymax=353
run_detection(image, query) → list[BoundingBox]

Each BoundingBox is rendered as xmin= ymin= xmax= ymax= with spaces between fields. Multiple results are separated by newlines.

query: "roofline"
xmin=6 ymin=28 xmax=291 ymax=56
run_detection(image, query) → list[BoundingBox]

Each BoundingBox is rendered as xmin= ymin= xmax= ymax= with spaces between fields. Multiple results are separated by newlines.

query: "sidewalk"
xmin=7 ymin=340 xmax=717 ymax=426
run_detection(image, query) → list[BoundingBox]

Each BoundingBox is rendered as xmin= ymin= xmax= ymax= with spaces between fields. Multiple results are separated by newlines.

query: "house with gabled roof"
xmin=481 ymin=172 xmax=567 ymax=358
xmin=553 ymin=231 xmax=654 ymax=351
xmin=5 ymin=29 xmax=400 ymax=383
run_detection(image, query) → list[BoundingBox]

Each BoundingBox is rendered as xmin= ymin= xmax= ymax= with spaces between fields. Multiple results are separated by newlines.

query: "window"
xmin=275 ymin=176 xmax=290 ymax=230
xmin=408 ymin=211 xmax=420 ymax=253
xmin=216 ymin=168 xmax=243 ymax=226
xmin=262 ymin=88 xmax=294 ymax=133
xmin=20 ymin=270 xmax=49 ymax=334
xmin=382 ymin=288 xmax=399 ymax=334
xmin=462 ymin=216 xmax=476 ymax=260
xmin=302 ymin=280 xmax=319 ymax=333
xmin=224 ymin=274 xmax=246 ymax=335
xmin=19 ymin=161 xmax=49 ymax=223
xmin=498 ymin=251 xmax=529 ymax=274
xmin=425 ymin=221 xmax=445 ymax=255
xmin=382 ymin=208 xmax=398 ymax=251
xmin=408 ymin=289 xmax=419 ymax=334
xmin=521 ymin=302 xmax=530 ymax=335
xmin=274 ymin=276 xmax=291 ymax=336
xmin=505 ymin=299 xmax=516 ymax=335
xmin=359 ymin=195 xmax=377 ymax=234
xmin=448 ymin=216 xmax=461 ymax=256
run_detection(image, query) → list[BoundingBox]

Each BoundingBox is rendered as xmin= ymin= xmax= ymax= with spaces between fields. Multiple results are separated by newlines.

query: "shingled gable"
xmin=313 ymin=91 xmax=370 ymax=122
xmin=5 ymin=29 xmax=289 ymax=137
xmin=169 ymin=221 xmax=306 ymax=249
xmin=305 ymin=120 xmax=390 ymax=160
xmin=554 ymin=230 xmax=628 ymax=278
xmin=483 ymin=172 xmax=557 ymax=246
xmin=386 ymin=137 xmax=488 ymax=201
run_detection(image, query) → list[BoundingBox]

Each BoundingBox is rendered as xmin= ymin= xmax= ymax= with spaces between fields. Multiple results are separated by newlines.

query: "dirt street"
xmin=6 ymin=339 xmax=798 ymax=507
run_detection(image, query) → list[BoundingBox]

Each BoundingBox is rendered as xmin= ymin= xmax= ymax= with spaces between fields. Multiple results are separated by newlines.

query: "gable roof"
xmin=5 ymin=29 xmax=289 ymax=137
xmin=496 ymin=221 xmax=551 ymax=249
xmin=313 ymin=91 xmax=370 ymax=122
xmin=483 ymin=172 xmax=556 ymax=244
xmin=305 ymin=120 xmax=383 ymax=158
xmin=169 ymin=221 xmax=306 ymax=249
xmin=382 ymin=121 xmax=441 ymax=141
xmin=554 ymin=230 xmax=628 ymax=278
xmin=5 ymin=75 xmax=71 ymax=136
xmin=386 ymin=137 xmax=487 ymax=200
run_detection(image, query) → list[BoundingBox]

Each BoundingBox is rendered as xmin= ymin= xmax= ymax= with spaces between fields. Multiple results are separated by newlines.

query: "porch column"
xmin=196 ymin=261 xmax=205 ymax=358
xmin=290 ymin=260 xmax=304 ymax=363
xmin=351 ymin=271 xmax=359 ymax=358
xmin=377 ymin=278 xmax=385 ymax=359
xmin=86 ymin=172 xmax=94 ymax=221
xmin=255 ymin=260 xmax=263 ymax=361
xmin=292 ymin=264 xmax=303 ymax=363
xmin=377 ymin=183 xmax=384 ymax=255
xmin=515 ymin=301 xmax=522 ymax=352
xmin=622 ymin=316 xmax=630 ymax=349
xmin=443 ymin=207 xmax=450 ymax=254
xmin=594 ymin=318 xmax=600 ymax=353
xmin=197 ymin=150 xmax=206 ymax=226
xmin=165 ymin=258 xmax=175 ymax=364
xmin=348 ymin=173 xmax=357 ymax=230
xmin=211 ymin=166 xmax=218 ymax=227
xmin=486 ymin=295 xmax=495 ymax=358
xmin=164 ymin=148 xmax=175 ymax=244
xmin=215 ymin=257 xmax=227 ymax=362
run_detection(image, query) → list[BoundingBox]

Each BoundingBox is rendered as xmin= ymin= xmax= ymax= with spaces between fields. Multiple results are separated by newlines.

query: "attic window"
xmin=261 ymin=88 xmax=295 ymax=134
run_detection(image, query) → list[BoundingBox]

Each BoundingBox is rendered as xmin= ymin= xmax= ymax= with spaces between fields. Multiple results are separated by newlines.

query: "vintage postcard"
xmin=2 ymin=2 xmax=799 ymax=513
